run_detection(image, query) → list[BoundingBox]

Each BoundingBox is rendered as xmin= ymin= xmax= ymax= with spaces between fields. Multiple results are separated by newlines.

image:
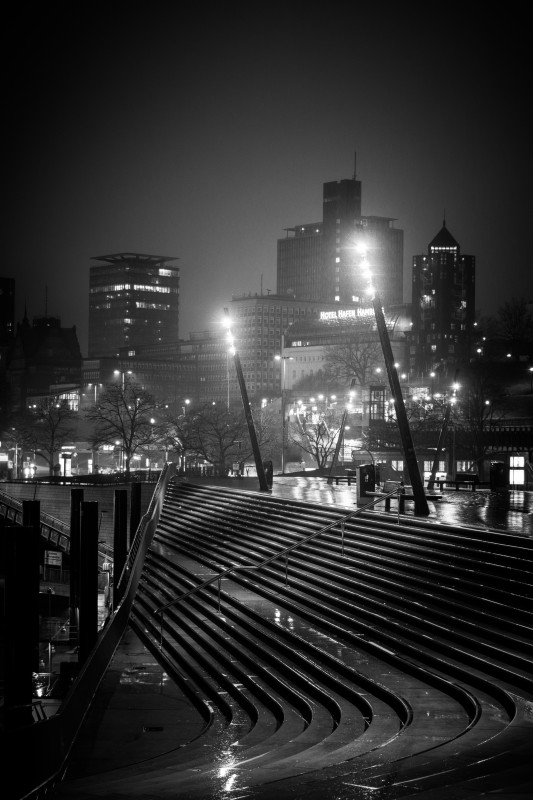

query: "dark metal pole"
xmin=428 ymin=370 xmax=458 ymax=490
xmin=232 ymin=348 xmax=269 ymax=491
xmin=4 ymin=525 xmax=41 ymax=729
xmin=79 ymin=501 xmax=99 ymax=664
xmin=427 ymin=405 xmax=451 ymax=490
xmin=113 ymin=489 xmax=128 ymax=608
xmin=224 ymin=308 xmax=269 ymax=492
xmin=327 ymin=379 xmax=356 ymax=485
xmin=372 ymin=294 xmax=429 ymax=516
xmin=69 ymin=487 xmax=83 ymax=638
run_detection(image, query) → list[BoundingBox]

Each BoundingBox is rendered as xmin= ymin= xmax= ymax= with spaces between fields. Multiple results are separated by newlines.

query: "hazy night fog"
xmin=4 ymin=5 xmax=531 ymax=355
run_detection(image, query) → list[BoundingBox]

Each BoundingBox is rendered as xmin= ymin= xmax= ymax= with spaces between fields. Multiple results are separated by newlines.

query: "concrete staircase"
xmin=54 ymin=479 xmax=533 ymax=799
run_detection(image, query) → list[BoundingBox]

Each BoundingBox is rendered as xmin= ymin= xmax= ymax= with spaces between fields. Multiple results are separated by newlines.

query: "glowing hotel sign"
xmin=320 ymin=307 xmax=373 ymax=321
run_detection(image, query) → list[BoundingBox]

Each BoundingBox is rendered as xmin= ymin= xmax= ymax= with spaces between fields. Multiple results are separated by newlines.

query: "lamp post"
xmin=275 ymin=342 xmax=294 ymax=475
xmin=327 ymin=379 xmax=356 ymax=484
xmin=10 ymin=428 xmax=19 ymax=478
xmin=428 ymin=372 xmax=459 ymax=490
xmin=529 ymin=366 xmax=533 ymax=392
xmin=223 ymin=309 xmax=269 ymax=491
xmin=114 ymin=369 xmax=132 ymax=388
xmin=357 ymin=243 xmax=429 ymax=516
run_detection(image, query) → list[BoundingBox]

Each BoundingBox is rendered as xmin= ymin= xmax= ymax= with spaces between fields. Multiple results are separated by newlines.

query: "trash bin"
xmin=490 ymin=461 xmax=508 ymax=491
xmin=263 ymin=460 xmax=273 ymax=490
xmin=357 ymin=464 xmax=375 ymax=497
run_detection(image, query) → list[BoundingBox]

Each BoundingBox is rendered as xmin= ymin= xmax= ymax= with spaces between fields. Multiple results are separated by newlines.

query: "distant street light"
xmin=114 ymin=369 xmax=132 ymax=388
xmin=275 ymin=342 xmax=294 ymax=474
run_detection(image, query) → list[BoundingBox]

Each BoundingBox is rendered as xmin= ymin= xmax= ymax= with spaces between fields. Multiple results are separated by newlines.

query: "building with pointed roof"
xmin=409 ymin=220 xmax=475 ymax=376
xmin=6 ymin=314 xmax=82 ymax=411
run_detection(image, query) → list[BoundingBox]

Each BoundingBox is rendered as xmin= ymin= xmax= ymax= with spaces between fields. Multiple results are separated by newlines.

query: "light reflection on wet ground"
xmin=268 ymin=476 xmax=533 ymax=537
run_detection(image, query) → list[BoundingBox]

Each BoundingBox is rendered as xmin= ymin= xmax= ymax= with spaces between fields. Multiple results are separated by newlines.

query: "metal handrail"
xmin=0 ymin=489 xmax=70 ymax=551
xmin=155 ymin=486 xmax=403 ymax=619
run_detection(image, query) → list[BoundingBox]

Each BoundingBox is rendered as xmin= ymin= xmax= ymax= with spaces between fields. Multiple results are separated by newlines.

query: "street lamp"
xmin=529 ymin=366 xmax=533 ymax=392
xmin=275 ymin=340 xmax=294 ymax=475
xmin=10 ymin=428 xmax=19 ymax=479
xmin=114 ymin=369 xmax=132 ymax=388
xmin=115 ymin=440 xmax=122 ymax=472
xmin=357 ymin=242 xmax=429 ymax=516
xmin=327 ymin=379 xmax=357 ymax=483
xmin=223 ymin=309 xmax=269 ymax=491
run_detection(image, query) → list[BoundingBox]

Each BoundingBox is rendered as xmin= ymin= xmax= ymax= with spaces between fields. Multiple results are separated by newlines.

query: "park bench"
xmin=365 ymin=479 xmax=442 ymax=511
xmin=365 ymin=479 xmax=411 ymax=511
xmin=430 ymin=472 xmax=480 ymax=491
xmin=327 ymin=469 xmax=357 ymax=486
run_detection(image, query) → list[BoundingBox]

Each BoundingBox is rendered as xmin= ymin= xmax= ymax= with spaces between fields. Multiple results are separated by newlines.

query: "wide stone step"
xmin=154 ymin=521 xmax=533 ymax=683
xmin=156 ymin=511 xmax=533 ymax=632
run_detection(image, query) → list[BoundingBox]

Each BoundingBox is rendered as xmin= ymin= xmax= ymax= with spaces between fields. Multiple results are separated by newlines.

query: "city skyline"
xmin=4 ymin=6 xmax=531 ymax=356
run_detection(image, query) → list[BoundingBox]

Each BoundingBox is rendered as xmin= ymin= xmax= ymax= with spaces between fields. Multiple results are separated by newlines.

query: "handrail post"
xmin=159 ymin=612 xmax=163 ymax=651
xmin=397 ymin=488 xmax=400 ymax=524
xmin=154 ymin=493 xmax=402 ymax=618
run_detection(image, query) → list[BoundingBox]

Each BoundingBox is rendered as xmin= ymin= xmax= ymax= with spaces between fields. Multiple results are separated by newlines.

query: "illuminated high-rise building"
xmin=409 ymin=221 xmax=475 ymax=374
xmin=277 ymin=156 xmax=404 ymax=307
xmin=88 ymin=253 xmax=180 ymax=357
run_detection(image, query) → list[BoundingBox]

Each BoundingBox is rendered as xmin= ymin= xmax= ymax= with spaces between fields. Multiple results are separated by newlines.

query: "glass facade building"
xmin=88 ymin=253 xmax=180 ymax=357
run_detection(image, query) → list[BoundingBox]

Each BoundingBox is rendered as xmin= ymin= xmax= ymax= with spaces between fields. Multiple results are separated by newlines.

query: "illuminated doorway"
xmin=509 ymin=455 xmax=525 ymax=488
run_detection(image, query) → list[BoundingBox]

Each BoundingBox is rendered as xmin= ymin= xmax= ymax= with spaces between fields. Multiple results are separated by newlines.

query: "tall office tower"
xmin=410 ymin=221 xmax=475 ymax=375
xmin=88 ymin=253 xmax=180 ymax=358
xmin=321 ymin=175 xmax=362 ymax=301
xmin=276 ymin=223 xmax=323 ymax=299
xmin=276 ymin=157 xmax=404 ymax=307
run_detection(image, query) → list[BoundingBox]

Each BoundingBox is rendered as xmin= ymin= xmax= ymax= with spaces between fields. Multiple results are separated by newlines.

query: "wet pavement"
xmin=209 ymin=474 xmax=533 ymax=537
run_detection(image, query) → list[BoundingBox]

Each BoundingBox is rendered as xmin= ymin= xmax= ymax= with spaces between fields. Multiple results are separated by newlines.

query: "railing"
xmin=0 ymin=488 xmax=70 ymax=551
xmin=9 ymin=471 xmax=162 ymax=486
xmin=0 ymin=488 xmax=111 ymax=569
xmin=1 ymin=462 xmax=177 ymax=800
xmin=155 ymin=487 xmax=402 ymax=629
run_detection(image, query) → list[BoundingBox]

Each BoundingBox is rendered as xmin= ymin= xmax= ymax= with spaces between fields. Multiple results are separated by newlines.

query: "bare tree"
xmin=323 ymin=320 xmax=384 ymax=388
xmin=496 ymin=297 xmax=533 ymax=359
xmin=287 ymin=407 xmax=340 ymax=469
xmin=161 ymin=408 xmax=199 ymax=470
xmin=183 ymin=403 xmax=253 ymax=474
xmin=454 ymin=363 xmax=507 ymax=479
xmin=14 ymin=398 xmax=77 ymax=476
xmin=85 ymin=377 xmax=163 ymax=476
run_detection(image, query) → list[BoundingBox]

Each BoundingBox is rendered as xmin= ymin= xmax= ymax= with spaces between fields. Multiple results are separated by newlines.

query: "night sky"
xmin=5 ymin=5 xmax=531 ymax=356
